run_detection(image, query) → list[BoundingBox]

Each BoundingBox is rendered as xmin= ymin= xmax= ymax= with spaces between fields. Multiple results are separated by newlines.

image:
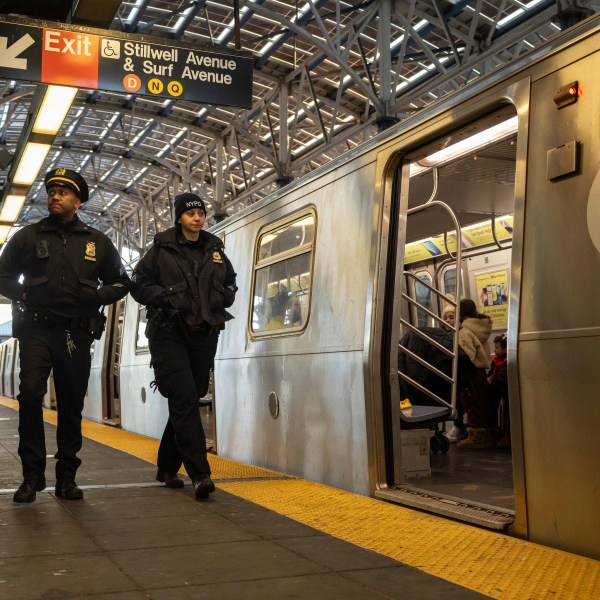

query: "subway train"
xmin=2 ymin=12 xmax=600 ymax=563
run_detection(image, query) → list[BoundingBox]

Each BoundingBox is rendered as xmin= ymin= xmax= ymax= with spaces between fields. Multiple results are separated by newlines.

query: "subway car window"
xmin=251 ymin=209 xmax=316 ymax=336
xmin=415 ymin=271 xmax=434 ymax=327
xmin=135 ymin=305 xmax=149 ymax=352
xmin=257 ymin=215 xmax=315 ymax=260
xmin=443 ymin=267 xmax=457 ymax=298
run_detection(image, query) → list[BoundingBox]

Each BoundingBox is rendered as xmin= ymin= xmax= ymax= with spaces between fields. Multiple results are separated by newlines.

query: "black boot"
xmin=186 ymin=465 xmax=215 ymax=499
xmin=192 ymin=474 xmax=215 ymax=499
xmin=13 ymin=474 xmax=46 ymax=503
xmin=156 ymin=468 xmax=184 ymax=489
xmin=55 ymin=479 xmax=84 ymax=500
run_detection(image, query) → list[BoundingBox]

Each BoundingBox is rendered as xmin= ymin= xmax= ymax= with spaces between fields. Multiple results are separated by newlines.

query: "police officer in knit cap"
xmin=0 ymin=167 xmax=130 ymax=503
xmin=174 ymin=192 xmax=206 ymax=220
xmin=131 ymin=192 xmax=237 ymax=499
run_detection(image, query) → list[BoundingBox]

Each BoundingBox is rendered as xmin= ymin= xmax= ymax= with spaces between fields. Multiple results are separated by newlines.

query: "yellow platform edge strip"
xmin=2 ymin=397 xmax=598 ymax=600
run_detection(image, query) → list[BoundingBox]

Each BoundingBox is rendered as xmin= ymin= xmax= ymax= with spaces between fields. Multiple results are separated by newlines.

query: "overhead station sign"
xmin=0 ymin=16 xmax=253 ymax=108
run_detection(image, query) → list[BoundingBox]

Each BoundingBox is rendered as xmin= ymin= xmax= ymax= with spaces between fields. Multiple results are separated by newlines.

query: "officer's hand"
xmin=177 ymin=301 xmax=193 ymax=315
xmin=156 ymin=290 xmax=170 ymax=307
xmin=223 ymin=285 xmax=237 ymax=308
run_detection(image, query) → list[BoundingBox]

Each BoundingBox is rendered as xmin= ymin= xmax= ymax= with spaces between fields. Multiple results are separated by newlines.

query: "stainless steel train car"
xmin=2 ymin=14 xmax=600 ymax=562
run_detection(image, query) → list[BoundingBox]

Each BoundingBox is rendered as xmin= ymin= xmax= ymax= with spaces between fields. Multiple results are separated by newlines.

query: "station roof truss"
xmin=0 ymin=0 xmax=596 ymax=255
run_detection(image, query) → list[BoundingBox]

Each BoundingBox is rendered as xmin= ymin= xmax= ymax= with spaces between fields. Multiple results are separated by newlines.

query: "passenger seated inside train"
xmin=455 ymin=299 xmax=496 ymax=449
xmin=441 ymin=303 xmax=455 ymax=331
xmin=398 ymin=324 xmax=476 ymax=418
xmin=289 ymin=294 xmax=303 ymax=326
xmin=440 ymin=302 xmax=468 ymax=442
xmin=488 ymin=333 xmax=511 ymax=448
xmin=266 ymin=289 xmax=290 ymax=330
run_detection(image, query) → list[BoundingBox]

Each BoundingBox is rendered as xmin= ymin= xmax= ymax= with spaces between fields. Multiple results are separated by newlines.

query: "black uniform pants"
xmin=149 ymin=327 xmax=219 ymax=477
xmin=17 ymin=322 xmax=93 ymax=480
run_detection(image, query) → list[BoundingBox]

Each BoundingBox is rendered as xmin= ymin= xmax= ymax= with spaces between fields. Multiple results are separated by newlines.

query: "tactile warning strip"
xmin=0 ymin=397 xmax=287 ymax=481
xmin=2 ymin=396 xmax=599 ymax=599
xmin=217 ymin=479 xmax=600 ymax=600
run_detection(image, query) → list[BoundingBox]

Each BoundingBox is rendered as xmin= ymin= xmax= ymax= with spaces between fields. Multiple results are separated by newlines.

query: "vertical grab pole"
xmin=404 ymin=200 xmax=462 ymax=418
xmin=233 ymin=0 xmax=241 ymax=50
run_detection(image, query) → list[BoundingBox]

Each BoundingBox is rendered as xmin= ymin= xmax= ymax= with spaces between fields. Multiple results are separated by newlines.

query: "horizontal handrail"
xmin=397 ymin=371 xmax=452 ymax=410
xmin=398 ymin=343 xmax=453 ymax=383
xmin=399 ymin=319 xmax=455 ymax=358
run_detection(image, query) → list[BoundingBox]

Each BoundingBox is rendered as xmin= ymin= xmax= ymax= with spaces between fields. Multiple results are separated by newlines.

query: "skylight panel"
xmin=497 ymin=0 xmax=546 ymax=28
xmin=217 ymin=4 xmax=252 ymax=43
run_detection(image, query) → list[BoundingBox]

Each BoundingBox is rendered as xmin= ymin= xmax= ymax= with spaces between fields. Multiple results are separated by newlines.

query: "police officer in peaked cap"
xmin=45 ymin=167 xmax=90 ymax=203
xmin=0 ymin=167 xmax=131 ymax=503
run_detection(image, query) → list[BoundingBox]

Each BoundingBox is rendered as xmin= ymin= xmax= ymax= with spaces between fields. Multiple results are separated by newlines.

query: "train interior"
xmin=383 ymin=106 xmax=518 ymax=528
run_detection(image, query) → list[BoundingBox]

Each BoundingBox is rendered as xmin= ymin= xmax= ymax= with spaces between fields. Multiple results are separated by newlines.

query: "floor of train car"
xmin=406 ymin=441 xmax=514 ymax=511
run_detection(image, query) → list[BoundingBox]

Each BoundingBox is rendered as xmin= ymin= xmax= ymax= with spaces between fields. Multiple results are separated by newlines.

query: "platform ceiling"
xmin=0 ymin=0 xmax=597 ymax=255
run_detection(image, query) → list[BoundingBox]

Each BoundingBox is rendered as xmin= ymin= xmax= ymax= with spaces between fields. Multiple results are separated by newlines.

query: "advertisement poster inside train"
xmin=475 ymin=269 xmax=509 ymax=328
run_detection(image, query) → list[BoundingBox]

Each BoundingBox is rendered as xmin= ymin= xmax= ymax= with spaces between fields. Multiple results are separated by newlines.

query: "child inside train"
xmin=488 ymin=333 xmax=511 ymax=448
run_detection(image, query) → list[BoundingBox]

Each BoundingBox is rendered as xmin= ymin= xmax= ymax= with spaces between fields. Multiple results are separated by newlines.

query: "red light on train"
xmin=553 ymin=81 xmax=579 ymax=109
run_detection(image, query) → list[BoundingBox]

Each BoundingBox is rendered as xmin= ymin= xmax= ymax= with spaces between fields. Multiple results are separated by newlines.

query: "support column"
xmin=278 ymin=79 xmax=293 ymax=187
xmin=213 ymin=137 xmax=228 ymax=221
xmin=376 ymin=0 xmax=399 ymax=132
xmin=140 ymin=206 xmax=148 ymax=251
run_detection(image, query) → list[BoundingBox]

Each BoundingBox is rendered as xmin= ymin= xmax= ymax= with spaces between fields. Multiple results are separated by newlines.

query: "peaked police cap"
xmin=45 ymin=168 xmax=89 ymax=203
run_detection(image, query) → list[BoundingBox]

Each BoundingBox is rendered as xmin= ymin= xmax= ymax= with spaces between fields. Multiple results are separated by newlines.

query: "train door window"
xmin=414 ymin=271 xmax=434 ymax=327
xmin=443 ymin=268 xmax=457 ymax=299
xmin=135 ymin=305 xmax=149 ymax=353
xmin=250 ymin=208 xmax=316 ymax=337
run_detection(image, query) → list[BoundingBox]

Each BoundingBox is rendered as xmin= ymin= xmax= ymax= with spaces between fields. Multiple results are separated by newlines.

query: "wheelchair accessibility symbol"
xmin=101 ymin=39 xmax=121 ymax=59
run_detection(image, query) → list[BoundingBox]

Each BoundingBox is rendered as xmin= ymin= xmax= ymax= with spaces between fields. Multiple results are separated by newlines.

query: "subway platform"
xmin=1 ymin=399 xmax=599 ymax=600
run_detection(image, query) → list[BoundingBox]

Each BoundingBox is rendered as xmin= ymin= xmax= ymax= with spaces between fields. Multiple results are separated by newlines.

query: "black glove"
xmin=223 ymin=284 xmax=237 ymax=308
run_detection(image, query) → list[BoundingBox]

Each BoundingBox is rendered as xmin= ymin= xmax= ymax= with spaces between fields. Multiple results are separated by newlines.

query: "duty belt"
xmin=27 ymin=312 xmax=91 ymax=331
xmin=187 ymin=323 xmax=220 ymax=335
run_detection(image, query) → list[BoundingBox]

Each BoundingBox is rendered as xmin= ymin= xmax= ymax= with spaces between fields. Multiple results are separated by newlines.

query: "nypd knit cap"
xmin=174 ymin=192 xmax=206 ymax=222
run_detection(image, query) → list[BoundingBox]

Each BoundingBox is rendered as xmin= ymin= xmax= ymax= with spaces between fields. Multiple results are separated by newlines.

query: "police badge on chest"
xmin=85 ymin=242 xmax=96 ymax=261
xmin=36 ymin=240 xmax=50 ymax=259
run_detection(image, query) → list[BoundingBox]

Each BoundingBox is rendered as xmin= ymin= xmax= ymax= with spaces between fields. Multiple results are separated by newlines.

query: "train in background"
xmin=2 ymin=12 xmax=600 ymax=562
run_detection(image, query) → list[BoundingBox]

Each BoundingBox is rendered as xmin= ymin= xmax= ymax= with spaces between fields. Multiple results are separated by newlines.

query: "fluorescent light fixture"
xmin=410 ymin=116 xmax=518 ymax=177
xmin=0 ymin=194 xmax=27 ymax=222
xmin=33 ymin=86 xmax=78 ymax=135
xmin=0 ymin=224 xmax=12 ymax=244
xmin=13 ymin=142 xmax=51 ymax=185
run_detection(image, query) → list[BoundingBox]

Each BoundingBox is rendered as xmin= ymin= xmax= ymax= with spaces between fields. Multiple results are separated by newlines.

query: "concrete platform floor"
xmin=0 ymin=403 xmax=488 ymax=600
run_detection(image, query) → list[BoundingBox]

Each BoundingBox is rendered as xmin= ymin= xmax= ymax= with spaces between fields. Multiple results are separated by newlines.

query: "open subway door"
xmin=377 ymin=106 xmax=520 ymax=531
